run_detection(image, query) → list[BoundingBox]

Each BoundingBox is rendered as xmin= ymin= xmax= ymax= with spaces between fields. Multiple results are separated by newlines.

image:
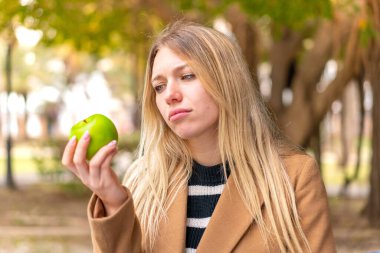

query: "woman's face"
xmin=151 ymin=46 xmax=219 ymax=142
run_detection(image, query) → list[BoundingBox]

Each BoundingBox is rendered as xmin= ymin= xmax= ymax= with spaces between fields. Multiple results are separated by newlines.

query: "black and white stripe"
xmin=185 ymin=161 xmax=230 ymax=252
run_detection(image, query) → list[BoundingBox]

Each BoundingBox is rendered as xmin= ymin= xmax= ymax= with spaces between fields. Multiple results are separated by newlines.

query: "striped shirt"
xmin=185 ymin=161 xmax=230 ymax=252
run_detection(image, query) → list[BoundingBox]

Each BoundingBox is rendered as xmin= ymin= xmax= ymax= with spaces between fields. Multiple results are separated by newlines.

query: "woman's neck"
xmin=187 ymin=135 xmax=221 ymax=166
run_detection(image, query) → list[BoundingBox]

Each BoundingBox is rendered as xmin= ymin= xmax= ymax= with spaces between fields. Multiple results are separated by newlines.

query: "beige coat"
xmin=88 ymin=153 xmax=336 ymax=252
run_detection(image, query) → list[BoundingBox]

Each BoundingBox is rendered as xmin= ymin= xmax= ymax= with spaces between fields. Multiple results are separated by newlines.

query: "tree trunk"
xmin=366 ymin=0 xmax=380 ymax=227
xmin=5 ymin=41 xmax=16 ymax=189
xmin=269 ymin=28 xmax=303 ymax=113
xmin=280 ymin=17 xmax=359 ymax=146
xmin=225 ymin=4 xmax=260 ymax=87
xmin=341 ymin=73 xmax=365 ymax=195
xmin=368 ymin=61 xmax=380 ymax=227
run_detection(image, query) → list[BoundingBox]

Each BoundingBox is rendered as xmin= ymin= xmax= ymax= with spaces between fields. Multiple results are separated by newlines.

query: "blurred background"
xmin=0 ymin=0 xmax=379 ymax=252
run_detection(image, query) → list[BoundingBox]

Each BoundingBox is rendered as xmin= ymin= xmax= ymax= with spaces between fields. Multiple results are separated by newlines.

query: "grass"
xmin=322 ymin=162 xmax=371 ymax=186
xmin=0 ymin=157 xmax=38 ymax=174
xmin=0 ymin=157 xmax=65 ymax=175
xmin=319 ymin=136 xmax=373 ymax=186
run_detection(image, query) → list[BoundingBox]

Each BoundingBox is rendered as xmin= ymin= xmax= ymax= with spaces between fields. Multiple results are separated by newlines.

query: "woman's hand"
xmin=61 ymin=131 xmax=128 ymax=216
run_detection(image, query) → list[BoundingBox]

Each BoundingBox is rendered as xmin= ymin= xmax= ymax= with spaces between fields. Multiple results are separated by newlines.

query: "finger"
xmin=61 ymin=136 xmax=78 ymax=175
xmin=73 ymin=131 xmax=91 ymax=179
xmin=88 ymin=140 xmax=118 ymax=180
xmin=98 ymin=149 xmax=119 ymax=186
xmin=100 ymin=147 xmax=118 ymax=171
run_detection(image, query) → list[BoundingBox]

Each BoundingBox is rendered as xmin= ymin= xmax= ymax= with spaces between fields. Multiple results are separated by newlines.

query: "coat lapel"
xmin=154 ymin=185 xmax=187 ymax=253
xmin=196 ymin=177 xmax=260 ymax=253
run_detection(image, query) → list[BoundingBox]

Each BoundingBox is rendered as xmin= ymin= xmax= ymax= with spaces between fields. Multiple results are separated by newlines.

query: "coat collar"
xmin=196 ymin=177 xmax=255 ymax=252
xmin=154 ymin=184 xmax=187 ymax=252
xmin=155 ymin=175 xmax=261 ymax=252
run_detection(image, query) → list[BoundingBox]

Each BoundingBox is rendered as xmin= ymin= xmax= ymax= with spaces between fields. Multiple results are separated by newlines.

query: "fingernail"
xmin=69 ymin=136 xmax=76 ymax=144
xmin=108 ymin=140 xmax=117 ymax=147
xmin=83 ymin=131 xmax=90 ymax=141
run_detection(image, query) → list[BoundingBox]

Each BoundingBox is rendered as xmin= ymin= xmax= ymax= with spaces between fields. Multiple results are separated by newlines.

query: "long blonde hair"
xmin=123 ymin=21 xmax=311 ymax=252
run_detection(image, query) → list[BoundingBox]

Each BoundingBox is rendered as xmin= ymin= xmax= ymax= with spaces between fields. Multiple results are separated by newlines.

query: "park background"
xmin=0 ymin=0 xmax=380 ymax=252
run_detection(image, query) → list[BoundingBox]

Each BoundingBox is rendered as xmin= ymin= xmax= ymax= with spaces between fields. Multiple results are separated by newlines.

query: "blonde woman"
xmin=62 ymin=21 xmax=336 ymax=253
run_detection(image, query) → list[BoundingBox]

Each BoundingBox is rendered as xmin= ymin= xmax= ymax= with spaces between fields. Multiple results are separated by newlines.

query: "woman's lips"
xmin=168 ymin=109 xmax=192 ymax=121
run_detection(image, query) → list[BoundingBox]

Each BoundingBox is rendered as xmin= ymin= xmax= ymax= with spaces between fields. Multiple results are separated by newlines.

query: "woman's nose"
xmin=165 ymin=81 xmax=183 ymax=104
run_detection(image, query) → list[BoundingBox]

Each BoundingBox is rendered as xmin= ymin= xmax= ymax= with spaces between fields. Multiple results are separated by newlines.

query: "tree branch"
xmin=313 ymin=19 xmax=360 ymax=123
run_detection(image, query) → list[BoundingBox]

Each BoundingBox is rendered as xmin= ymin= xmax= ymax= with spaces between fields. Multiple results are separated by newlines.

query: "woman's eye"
xmin=153 ymin=83 xmax=165 ymax=93
xmin=181 ymin=73 xmax=195 ymax=80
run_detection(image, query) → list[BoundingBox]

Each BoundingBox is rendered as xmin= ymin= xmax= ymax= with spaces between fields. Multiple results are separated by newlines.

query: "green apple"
xmin=69 ymin=114 xmax=118 ymax=160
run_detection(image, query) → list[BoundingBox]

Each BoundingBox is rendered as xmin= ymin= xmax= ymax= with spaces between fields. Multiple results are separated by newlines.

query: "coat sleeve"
xmin=87 ymin=187 xmax=144 ymax=253
xmin=293 ymin=155 xmax=337 ymax=253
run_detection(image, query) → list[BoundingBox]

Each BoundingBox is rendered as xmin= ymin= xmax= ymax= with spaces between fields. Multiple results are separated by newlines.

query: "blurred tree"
xmin=363 ymin=0 xmax=380 ymax=228
xmin=20 ymin=0 xmax=170 ymax=126
xmin=3 ymin=38 xmax=16 ymax=189
xmin=225 ymin=1 xmax=359 ymax=148
xmin=0 ymin=0 xmax=26 ymax=189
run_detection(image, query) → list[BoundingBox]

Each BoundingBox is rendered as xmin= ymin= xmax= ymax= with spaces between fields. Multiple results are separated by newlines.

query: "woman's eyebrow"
xmin=173 ymin=63 xmax=190 ymax=73
xmin=151 ymin=74 xmax=164 ymax=84
xmin=151 ymin=63 xmax=190 ymax=83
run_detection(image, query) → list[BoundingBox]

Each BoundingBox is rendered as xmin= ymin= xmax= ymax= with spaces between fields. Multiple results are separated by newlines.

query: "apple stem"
xmin=83 ymin=120 xmax=87 ymax=123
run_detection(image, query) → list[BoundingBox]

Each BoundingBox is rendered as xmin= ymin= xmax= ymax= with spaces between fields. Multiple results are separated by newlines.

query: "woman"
xmin=62 ymin=21 xmax=336 ymax=253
